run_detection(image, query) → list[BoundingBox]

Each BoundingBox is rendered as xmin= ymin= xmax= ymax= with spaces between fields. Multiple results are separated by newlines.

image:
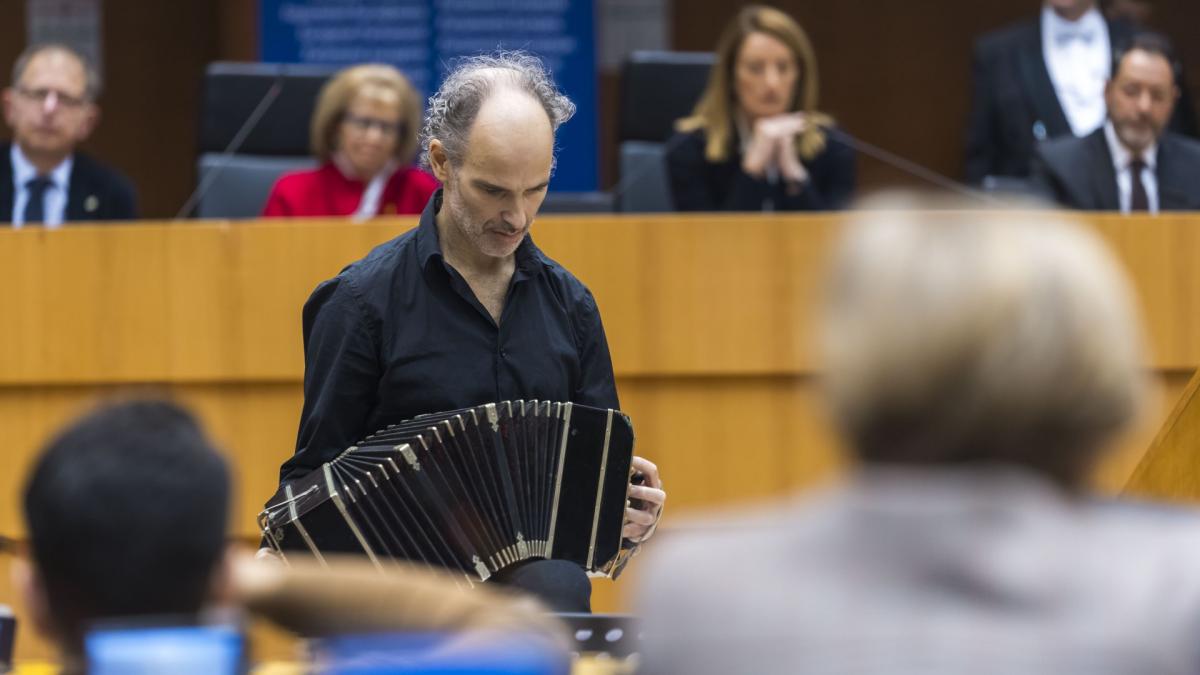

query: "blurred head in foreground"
xmin=635 ymin=195 xmax=1190 ymax=675
xmin=19 ymin=399 xmax=231 ymax=652
xmin=820 ymin=192 xmax=1147 ymax=487
xmin=17 ymin=399 xmax=569 ymax=673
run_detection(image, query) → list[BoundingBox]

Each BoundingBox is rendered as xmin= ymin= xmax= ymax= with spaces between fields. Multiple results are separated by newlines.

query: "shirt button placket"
xmin=495 ymin=338 xmax=505 ymax=398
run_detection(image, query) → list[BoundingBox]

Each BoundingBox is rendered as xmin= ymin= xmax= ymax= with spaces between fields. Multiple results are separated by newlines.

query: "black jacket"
xmin=666 ymin=128 xmax=856 ymax=212
xmin=964 ymin=17 xmax=1197 ymax=184
xmin=1029 ymin=126 xmax=1200 ymax=210
xmin=0 ymin=142 xmax=137 ymax=223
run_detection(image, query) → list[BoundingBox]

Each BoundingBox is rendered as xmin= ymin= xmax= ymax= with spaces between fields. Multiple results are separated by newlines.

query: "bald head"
xmin=11 ymin=44 xmax=100 ymax=101
xmin=468 ymin=87 xmax=554 ymax=166
xmin=469 ymin=67 xmax=556 ymax=132
xmin=421 ymin=52 xmax=575 ymax=169
xmin=424 ymin=55 xmax=571 ymax=265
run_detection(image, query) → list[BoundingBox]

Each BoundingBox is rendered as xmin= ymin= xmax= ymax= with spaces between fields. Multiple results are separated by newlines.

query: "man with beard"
xmin=964 ymin=0 xmax=1196 ymax=186
xmin=1030 ymin=32 xmax=1200 ymax=211
xmin=269 ymin=53 xmax=665 ymax=611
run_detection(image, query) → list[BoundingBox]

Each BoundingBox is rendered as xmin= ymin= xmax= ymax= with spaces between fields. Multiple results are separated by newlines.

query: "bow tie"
xmin=1055 ymin=25 xmax=1097 ymax=45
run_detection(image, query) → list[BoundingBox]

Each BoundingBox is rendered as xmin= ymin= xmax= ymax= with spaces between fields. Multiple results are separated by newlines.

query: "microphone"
xmin=821 ymin=127 xmax=1000 ymax=205
xmin=174 ymin=70 xmax=286 ymax=219
xmin=607 ymin=119 xmax=1000 ymax=209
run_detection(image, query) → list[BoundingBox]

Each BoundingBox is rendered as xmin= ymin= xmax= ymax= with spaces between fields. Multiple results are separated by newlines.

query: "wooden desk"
xmin=1 ymin=212 xmax=1197 ymax=660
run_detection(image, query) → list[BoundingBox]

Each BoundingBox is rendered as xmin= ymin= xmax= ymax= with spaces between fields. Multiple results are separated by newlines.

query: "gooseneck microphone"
xmin=822 ymin=127 xmax=1000 ymax=205
xmin=174 ymin=72 xmax=285 ymax=220
xmin=608 ymin=118 xmax=999 ymax=209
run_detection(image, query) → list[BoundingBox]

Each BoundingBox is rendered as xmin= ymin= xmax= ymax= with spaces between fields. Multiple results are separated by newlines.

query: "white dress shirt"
xmin=10 ymin=144 xmax=72 ymax=229
xmin=333 ymin=152 xmax=396 ymax=222
xmin=1041 ymin=5 xmax=1111 ymax=137
xmin=1104 ymin=120 xmax=1159 ymax=214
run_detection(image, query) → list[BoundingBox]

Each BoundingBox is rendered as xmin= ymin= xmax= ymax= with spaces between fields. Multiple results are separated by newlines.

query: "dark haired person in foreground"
xmin=15 ymin=399 xmax=566 ymax=673
xmin=639 ymin=195 xmax=1200 ymax=674
xmin=1031 ymin=32 xmax=1200 ymax=211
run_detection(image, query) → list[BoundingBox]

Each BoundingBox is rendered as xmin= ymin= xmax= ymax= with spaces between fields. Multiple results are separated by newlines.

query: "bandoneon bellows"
xmin=260 ymin=401 xmax=635 ymax=581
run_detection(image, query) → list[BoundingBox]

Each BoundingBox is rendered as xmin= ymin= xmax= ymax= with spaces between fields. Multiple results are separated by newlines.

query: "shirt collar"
xmin=331 ymin=152 xmax=396 ymax=185
xmin=415 ymin=189 xmax=544 ymax=276
xmin=512 ymin=235 xmax=544 ymax=279
xmin=1104 ymin=120 xmax=1157 ymax=170
xmin=834 ymin=465 xmax=1081 ymax=534
xmin=1041 ymin=4 xmax=1105 ymax=43
xmin=415 ymin=190 xmax=444 ymax=268
xmin=11 ymin=143 xmax=73 ymax=191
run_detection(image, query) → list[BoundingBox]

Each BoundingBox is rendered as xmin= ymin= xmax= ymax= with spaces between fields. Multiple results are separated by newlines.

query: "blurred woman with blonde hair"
xmin=667 ymin=5 xmax=855 ymax=211
xmin=637 ymin=196 xmax=1200 ymax=675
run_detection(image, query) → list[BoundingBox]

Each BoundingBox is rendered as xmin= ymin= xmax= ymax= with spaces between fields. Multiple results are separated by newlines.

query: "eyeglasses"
xmin=15 ymin=86 xmax=89 ymax=109
xmin=343 ymin=114 xmax=402 ymax=136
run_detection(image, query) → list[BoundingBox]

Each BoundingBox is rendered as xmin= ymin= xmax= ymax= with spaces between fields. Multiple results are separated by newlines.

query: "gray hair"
xmin=420 ymin=51 xmax=575 ymax=169
xmin=821 ymin=192 xmax=1147 ymax=488
xmin=11 ymin=43 xmax=102 ymax=101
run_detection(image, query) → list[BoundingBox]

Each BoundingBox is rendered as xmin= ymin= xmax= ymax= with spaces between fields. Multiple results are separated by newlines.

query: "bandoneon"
xmin=259 ymin=401 xmax=635 ymax=581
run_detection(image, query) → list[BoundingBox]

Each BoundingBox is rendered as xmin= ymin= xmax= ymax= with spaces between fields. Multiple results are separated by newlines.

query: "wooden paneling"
xmin=1126 ymin=368 xmax=1200 ymax=500
xmin=6 ymin=213 xmax=1200 ymax=382
xmin=0 ymin=212 xmax=1197 ymax=661
xmin=218 ymin=0 xmax=259 ymax=61
xmin=0 ymin=211 xmax=1194 ymax=524
xmin=0 ymin=5 xmax=27 ymax=100
xmin=87 ymin=2 xmax=219 ymax=219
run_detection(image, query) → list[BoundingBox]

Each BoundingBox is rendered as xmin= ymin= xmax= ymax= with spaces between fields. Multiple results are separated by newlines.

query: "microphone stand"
xmin=174 ymin=73 xmax=286 ymax=220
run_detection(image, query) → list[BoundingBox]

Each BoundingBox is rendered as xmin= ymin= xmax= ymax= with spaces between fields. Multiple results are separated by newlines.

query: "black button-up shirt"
xmin=278 ymin=191 xmax=620 ymax=482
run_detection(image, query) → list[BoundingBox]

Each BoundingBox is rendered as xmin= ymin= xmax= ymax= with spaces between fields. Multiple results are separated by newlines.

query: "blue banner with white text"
xmin=260 ymin=0 xmax=598 ymax=191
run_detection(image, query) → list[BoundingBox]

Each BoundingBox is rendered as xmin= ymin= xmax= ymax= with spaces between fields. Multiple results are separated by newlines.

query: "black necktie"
xmin=1129 ymin=159 xmax=1149 ymax=212
xmin=24 ymin=176 xmax=52 ymax=224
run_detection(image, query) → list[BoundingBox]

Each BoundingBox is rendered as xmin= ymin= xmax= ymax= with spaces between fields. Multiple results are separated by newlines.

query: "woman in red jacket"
xmin=262 ymin=64 xmax=438 ymax=218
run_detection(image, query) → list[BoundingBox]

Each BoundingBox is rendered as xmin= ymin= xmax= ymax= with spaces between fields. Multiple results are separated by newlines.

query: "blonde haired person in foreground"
xmin=638 ymin=195 xmax=1200 ymax=674
xmin=13 ymin=399 xmax=566 ymax=674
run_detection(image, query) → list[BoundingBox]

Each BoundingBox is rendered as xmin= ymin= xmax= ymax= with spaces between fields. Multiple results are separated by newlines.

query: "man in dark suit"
xmin=1 ymin=43 xmax=136 ymax=226
xmin=965 ymin=0 xmax=1195 ymax=185
xmin=1030 ymin=32 xmax=1200 ymax=211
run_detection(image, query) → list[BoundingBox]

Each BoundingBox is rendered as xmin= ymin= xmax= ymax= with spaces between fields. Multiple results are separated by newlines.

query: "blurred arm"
xmin=234 ymin=552 xmax=569 ymax=647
